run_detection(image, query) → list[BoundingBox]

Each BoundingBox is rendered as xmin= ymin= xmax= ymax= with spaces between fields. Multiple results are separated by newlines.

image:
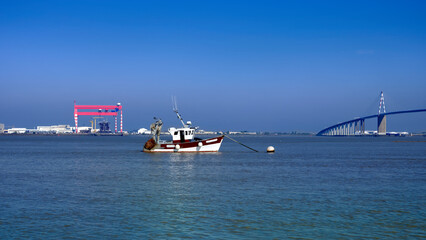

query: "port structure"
xmin=90 ymin=117 xmax=104 ymax=133
xmin=74 ymin=101 xmax=122 ymax=133
xmin=317 ymin=92 xmax=426 ymax=136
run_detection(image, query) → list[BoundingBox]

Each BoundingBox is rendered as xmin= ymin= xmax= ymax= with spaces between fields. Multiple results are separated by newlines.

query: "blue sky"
xmin=1 ymin=0 xmax=425 ymax=132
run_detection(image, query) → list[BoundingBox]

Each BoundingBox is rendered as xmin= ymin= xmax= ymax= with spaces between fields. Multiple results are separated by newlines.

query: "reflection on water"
xmin=169 ymin=152 xmax=196 ymax=162
xmin=168 ymin=153 xmax=195 ymax=195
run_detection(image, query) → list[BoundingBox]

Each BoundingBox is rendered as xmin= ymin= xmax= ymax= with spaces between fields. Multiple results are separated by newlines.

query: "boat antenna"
xmin=172 ymin=96 xmax=186 ymax=127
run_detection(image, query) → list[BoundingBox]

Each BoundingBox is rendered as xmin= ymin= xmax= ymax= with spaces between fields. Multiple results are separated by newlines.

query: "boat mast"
xmin=172 ymin=96 xmax=187 ymax=128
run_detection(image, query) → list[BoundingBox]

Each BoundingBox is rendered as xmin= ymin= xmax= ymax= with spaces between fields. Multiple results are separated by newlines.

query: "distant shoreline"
xmin=1 ymin=133 xmax=425 ymax=137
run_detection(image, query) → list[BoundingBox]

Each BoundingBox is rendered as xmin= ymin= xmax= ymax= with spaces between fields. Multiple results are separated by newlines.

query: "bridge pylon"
xmin=378 ymin=91 xmax=386 ymax=135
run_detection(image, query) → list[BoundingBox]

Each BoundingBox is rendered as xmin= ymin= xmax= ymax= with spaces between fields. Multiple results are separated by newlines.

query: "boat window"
xmin=185 ymin=131 xmax=188 ymax=135
xmin=174 ymin=132 xmax=178 ymax=135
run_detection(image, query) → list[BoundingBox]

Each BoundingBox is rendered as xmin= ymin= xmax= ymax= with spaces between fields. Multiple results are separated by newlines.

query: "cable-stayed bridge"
xmin=317 ymin=92 xmax=426 ymax=136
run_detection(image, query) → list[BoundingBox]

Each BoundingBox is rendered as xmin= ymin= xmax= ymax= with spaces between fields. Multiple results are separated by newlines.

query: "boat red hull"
xmin=143 ymin=136 xmax=224 ymax=153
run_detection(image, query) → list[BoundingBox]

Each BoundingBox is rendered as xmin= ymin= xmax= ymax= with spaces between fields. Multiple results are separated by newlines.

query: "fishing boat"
xmin=143 ymin=101 xmax=224 ymax=153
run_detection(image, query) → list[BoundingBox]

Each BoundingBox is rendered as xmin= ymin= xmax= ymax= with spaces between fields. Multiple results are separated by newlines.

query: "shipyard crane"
xmin=91 ymin=117 xmax=104 ymax=133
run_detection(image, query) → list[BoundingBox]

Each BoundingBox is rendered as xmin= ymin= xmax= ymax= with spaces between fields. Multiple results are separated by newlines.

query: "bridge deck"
xmin=317 ymin=109 xmax=426 ymax=136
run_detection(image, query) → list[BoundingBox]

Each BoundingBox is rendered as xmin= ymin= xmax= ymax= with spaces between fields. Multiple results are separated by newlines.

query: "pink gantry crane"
xmin=74 ymin=101 xmax=123 ymax=133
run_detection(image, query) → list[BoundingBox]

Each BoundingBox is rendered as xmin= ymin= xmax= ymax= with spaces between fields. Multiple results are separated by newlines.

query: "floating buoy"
xmin=175 ymin=144 xmax=180 ymax=150
xmin=198 ymin=142 xmax=203 ymax=147
xmin=267 ymin=146 xmax=275 ymax=153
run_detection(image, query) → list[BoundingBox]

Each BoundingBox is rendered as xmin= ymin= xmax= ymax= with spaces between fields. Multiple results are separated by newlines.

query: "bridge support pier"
xmin=378 ymin=114 xmax=386 ymax=135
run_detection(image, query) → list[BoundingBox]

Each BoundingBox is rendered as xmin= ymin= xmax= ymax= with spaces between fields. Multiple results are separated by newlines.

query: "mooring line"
xmin=223 ymin=135 xmax=259 ymax=152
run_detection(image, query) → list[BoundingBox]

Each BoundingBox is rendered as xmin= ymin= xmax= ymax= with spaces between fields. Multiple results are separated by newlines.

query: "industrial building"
xmin=37 ymin=125 xmax=73 ymax=134
xmin=6 ymin=128 xmax=28 ymax=134
xmin=137 ymin=128 xmax=151 ymax=134
xmin=1 ymin=125 xmax=74 ymax=134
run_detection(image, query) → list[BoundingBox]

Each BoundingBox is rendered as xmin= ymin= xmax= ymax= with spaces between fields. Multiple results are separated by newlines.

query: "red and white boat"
xmin=143 ymin=103 xmax=224 ymax=153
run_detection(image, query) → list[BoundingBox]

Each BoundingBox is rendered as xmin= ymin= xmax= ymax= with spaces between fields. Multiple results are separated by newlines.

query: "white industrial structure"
xmin=74 ymin=126 xmax=91 ymax=133
xmin=6 ymin=128 xmax=28 ymax=134
xmin=137 ymin=128 xmax=151 ymax=134
xmin=2 ymin=125 xmax=75 ymax=134
xmin=37 ymin=125 xmax=73 ymax=134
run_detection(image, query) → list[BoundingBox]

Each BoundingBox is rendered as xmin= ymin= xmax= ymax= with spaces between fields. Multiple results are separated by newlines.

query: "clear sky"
xmin=1 ymin=0 xmax=425 ymax=132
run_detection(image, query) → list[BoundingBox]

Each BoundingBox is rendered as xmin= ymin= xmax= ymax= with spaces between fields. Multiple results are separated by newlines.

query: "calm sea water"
xmin=0 ymin=135 xmax=425 ymax=239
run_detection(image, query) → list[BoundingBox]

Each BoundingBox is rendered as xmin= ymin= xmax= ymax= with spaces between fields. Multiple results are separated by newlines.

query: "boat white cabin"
xmin=168 ymin=121 xmax=197 ymax=143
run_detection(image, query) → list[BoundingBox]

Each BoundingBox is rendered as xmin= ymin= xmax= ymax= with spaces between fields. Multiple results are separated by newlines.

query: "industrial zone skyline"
xmin=1 ymin=91 xmax=425 ymax=135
